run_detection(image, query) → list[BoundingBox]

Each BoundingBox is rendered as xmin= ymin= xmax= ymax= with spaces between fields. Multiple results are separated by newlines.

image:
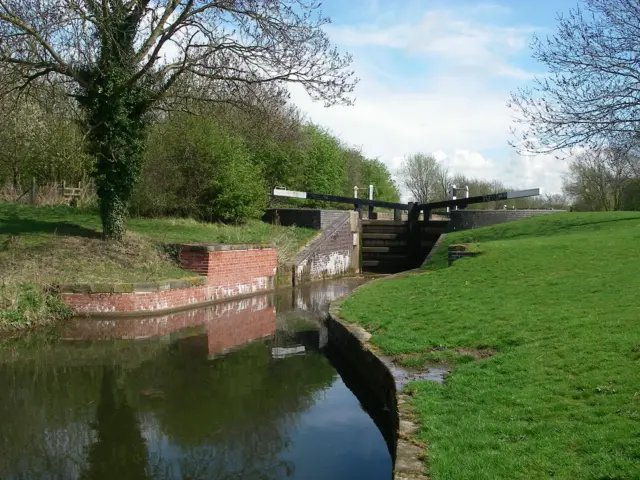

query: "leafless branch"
xmin=509 ymin=0 xmax=640 ymax=154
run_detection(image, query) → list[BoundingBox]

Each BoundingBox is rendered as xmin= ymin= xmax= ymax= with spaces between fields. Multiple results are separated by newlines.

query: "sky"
xmin=288 ymin=0 xmax=579 ymax=197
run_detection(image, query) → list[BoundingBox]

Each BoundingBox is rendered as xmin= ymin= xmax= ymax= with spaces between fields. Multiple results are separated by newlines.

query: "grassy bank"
xmin=1 ymin=202 xmax=315 ymax=330
xmin=340 ymin=212 xmax=640 ymax=480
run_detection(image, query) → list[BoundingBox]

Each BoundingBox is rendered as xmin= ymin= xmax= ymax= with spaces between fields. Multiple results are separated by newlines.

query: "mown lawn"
xmin=0 ymin=202 xmax=315 ymax=330
xmin=340 ymin=212 xmax=640 ymax=480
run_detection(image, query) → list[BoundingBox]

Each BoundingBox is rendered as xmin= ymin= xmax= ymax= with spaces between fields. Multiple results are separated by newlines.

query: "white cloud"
xmin=290 ymin=3 xmax=568 ymax=195
xmin=326 ymin=8 xmax=537 ymax=80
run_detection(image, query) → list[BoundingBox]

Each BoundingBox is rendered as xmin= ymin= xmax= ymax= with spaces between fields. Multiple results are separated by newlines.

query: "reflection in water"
xmin=0 ymin=278 xmax=391 ymax=480
xmin=81 ymin=368 xmax=151 ymax=480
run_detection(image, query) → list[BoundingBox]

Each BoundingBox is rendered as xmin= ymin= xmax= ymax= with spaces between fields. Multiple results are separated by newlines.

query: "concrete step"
xmin=362 ymin=220 xmax=407 ymax=226
xmin=362 ymin=259 xmax=411 ymax=268
xmin=362 ymin=233 xmax=406 ymax=240
xmin=361 ymin=253 xmax=409 ymax=261
xmin=362 ymin=246 xmax=402 ymax=253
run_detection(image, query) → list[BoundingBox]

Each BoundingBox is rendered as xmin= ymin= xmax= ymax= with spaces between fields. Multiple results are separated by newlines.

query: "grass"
xmin=0 ymin=202 xmax=316 ymax=330
xmin=340 ymin=212 xmax=640 ymax=480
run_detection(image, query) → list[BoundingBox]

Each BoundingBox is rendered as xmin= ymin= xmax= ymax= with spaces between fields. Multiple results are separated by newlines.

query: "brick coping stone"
xmin=56 ymin=276 xmax=207 ymax=294
xmin=175 ymin=243 xmax=273 ymax=252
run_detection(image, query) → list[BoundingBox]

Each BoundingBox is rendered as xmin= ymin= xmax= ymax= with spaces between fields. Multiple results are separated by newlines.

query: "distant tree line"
xmin=562 ymin=148 xmax=640 ymax=211
xmin=398 ymin=153 xmax=570 ymax=210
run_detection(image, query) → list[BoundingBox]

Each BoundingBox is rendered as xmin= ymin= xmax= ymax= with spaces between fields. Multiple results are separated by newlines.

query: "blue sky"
xmin=289 ymin=0 xmax=580 ymax=197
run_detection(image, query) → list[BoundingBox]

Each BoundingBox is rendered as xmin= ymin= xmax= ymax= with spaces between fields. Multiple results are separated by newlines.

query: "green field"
xmin=0 ymin=202 xmax=315 ymax=330
xmin=341 ymin=212 xmax=640 ymax=480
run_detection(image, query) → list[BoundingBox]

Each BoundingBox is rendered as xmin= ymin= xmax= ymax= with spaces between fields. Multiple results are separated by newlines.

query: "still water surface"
xmin=0 ymin=279 xmax=392 ymax=480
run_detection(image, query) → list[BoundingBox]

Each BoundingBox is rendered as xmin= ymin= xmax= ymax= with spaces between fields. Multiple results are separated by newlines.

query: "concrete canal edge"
xmin=322 ymin=234 xmax=453 ymax=478
xmin=326 ymin=296 xmax=429 ymax=480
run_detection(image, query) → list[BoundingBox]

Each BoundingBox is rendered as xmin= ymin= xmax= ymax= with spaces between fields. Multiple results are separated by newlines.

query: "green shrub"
xmin=132 ymin=114 xmax=267 ymax=220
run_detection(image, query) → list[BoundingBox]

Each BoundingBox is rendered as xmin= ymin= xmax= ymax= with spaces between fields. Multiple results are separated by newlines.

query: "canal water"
xmin=0 ymin=278 xmax=393 ymax=480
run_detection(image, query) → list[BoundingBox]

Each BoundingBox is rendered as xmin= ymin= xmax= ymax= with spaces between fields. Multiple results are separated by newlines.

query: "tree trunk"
xmin=99 ymin=192 xmax=129 ymax=242
xmin=81 ymin=84 xmax=147 ymax=242
xmin=78 ymin=13 xmax=150 ymax=242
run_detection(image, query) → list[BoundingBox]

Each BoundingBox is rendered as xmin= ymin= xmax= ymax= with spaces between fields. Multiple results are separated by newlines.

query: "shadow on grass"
xmin=0 ymin=216 xmax=101 ymax=239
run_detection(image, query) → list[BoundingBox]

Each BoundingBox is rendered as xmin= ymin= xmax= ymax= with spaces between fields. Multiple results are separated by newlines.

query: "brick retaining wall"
xmin=61 ymin=245 xmax=277 ymax=315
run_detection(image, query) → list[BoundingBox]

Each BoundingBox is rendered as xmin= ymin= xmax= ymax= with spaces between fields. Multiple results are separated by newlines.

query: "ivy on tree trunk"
xmin=76 ymin=5 xmax=149 ymax=242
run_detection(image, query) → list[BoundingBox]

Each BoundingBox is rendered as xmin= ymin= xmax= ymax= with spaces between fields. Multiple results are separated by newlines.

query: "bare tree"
xmin=562 ymin=148 xmax=636 ymax=211
xmin=399 ymin=153 xmax=448 ymax=203
xmin=509 ymin=0 xmax=640 ymax=155
xmin=433 ymin=161 xmax=450 ymax=202
xmin=0 ymin=1 xmax=356 ymax=240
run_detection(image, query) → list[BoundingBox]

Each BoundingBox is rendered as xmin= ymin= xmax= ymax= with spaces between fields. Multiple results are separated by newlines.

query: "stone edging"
xmin=175 ymin=243 xmax=272 ymax=252
xmin=56 ymin=276 xmax=206 ymax=294
xmin=327 ymin=295 xmax=429 ymax=480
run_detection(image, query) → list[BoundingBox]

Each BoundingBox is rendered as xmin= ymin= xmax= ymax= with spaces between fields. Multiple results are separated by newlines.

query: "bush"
xmin=132 ymin=114 xmax=268 ymax=220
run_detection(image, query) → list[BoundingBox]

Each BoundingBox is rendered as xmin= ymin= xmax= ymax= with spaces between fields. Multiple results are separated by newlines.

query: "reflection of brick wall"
xmin=62 ymin=295 xmax=277 ymax=356
xmin=206 ymin=300 xmax=276 ymax=356
xmin=62 ymin=246 xmax=277 ymax=314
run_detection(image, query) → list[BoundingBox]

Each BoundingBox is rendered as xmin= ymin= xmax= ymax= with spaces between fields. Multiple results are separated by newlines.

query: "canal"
xmin=0 ymin=278 xmax=393 ymax=480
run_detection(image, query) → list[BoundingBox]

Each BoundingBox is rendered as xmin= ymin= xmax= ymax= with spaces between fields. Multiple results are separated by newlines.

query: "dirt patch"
xmin=395 ymin=346 xmax=496 ymax=370
xmin=454 ymin=347 xmax=496 ymax=360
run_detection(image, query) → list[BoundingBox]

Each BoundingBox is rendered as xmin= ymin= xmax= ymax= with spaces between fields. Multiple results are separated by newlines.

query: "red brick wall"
xmin=179 ymin=247 xmax=277 ymax=285
xmin=62 ymin=247 xmax=277 ymax=314
xmin=62 ymin=295 xmax=277 ymax=356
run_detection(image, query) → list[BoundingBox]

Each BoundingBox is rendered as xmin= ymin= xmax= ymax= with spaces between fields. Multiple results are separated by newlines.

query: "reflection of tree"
xmin=80 ymin=367 xmax=151 ymax=480
xmin=0 ymin=364 xmax=102 ymax=479
xmin=128 ymin=338 xmax=336 ymax=479
xmin=0 ymin=332 xmax=339 ymax=480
